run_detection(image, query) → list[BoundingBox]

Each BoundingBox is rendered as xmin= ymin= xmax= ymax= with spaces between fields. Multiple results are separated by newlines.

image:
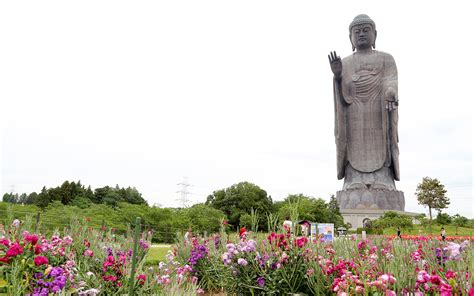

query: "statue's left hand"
xmin=385 ymin=87 xmax=398 ymax=111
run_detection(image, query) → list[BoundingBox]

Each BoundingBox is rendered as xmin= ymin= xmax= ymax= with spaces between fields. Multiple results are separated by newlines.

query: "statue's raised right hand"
xmin=328 ymin=51 xmax=342 ymax=80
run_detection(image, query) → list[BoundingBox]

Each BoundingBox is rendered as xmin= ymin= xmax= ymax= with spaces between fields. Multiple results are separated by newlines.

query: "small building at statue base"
xmin=340 ymin=208 xmax=419 ymax=229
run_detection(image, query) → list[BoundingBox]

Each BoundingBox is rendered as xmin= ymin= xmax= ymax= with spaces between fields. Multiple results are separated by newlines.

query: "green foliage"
xmin=181 ymin=203 xmax=225 ymax=234
xmin=372 ymin=211 xmax=414 ymax=230
xmin=266 ymin=212 xmax=279 ymax=233
xmin=452 ymin=214 xmax=469 ymax=235
xmin=415 ymin=177 xmax=450 ymax=223
xmin=205 ymin=182 xmax=272 ymax=230
xmin=452 ymin=214 xmax=468 ymax=228
xmin=328 ymin=194 xmax=340 ymax=215
xmin=5 ymin=181 xmax=148 ymax=209
xmin=239 ymin=214 xmax=252 ymax=228
xmin=277 ymin=194 xmax=345 ymax=228
xmin=435 ymin=212 xmax=452 ymax=225
xmin=249 ymin=208 xmax=260 ymax=233
xmin=0 ymin=201 xmax=224 ymax=244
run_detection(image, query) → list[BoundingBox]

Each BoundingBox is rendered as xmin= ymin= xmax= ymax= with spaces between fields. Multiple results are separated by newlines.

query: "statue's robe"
xmin=333 ymin=50 xmax=399 ymax=181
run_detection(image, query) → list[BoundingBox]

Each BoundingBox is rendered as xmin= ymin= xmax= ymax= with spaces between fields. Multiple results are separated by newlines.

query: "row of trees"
xmin=0 ymin=201 xmax=223 ymax=243
xmin=2 ymin=181 xmax=148 ymax=208
xmin=3 ymin=181 xmax=346 ymax=240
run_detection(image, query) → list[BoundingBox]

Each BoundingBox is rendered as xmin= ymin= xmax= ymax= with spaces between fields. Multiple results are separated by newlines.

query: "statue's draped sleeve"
xmin=333 ymin=76 xmax=348 ymax=180
xmin=383 ymin=53 xmax=400 ymax=180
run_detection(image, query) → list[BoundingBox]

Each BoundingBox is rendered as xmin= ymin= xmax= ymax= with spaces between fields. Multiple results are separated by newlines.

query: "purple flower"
xmin=214 ymin=235 xmax=221 ymax=249
xmin=139 ymin=239 xmax=150 ymax=250
xmin=257 ymin=277 xmax=265 ymax=287
xmin=237 ymin=258 xmax=248 ymax=266
xmin=226 ymin=243 xmax=236 ymax=253
xmin=189 ymin=243 xmax=209 ymax=266
xmin=28 ymin=266 xmax=66 ymax=295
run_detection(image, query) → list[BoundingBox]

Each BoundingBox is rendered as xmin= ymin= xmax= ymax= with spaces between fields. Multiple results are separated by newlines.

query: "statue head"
xmin=349 ymin=14 xmax=377 ymax=51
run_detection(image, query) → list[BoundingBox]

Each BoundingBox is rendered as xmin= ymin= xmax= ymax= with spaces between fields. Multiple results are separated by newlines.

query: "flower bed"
xmin=0 ymin=218 xmax=199 ymax=295
xmin=170 ymin=232 xmax=473 ymax=295
xmin=1 ymin=217 xmax=473 ymax=295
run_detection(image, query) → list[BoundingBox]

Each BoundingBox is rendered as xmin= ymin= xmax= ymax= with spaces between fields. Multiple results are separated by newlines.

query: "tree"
xmin=328 ymin=195 xmax=341 ymax=215
xmin=2 ymin=193 xmax=18 ymax=203
xmin=372 ymin=211 xmax=413 ymax=230
xmin=415 ymin=177 xmax=450 ymax=227
xmin=452 ymin=214 xmax=468 ymax=235
xmin=277 ymin=194 xmax=345 ymax=228
xmin=435 ymin=212 xmax=452 ymax=225
xmin=206 ymin=182 xmax=273 ymax=230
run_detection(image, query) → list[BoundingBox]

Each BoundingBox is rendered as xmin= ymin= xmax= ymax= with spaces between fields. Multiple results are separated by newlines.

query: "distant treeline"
xmin=2 ymin=181 xmax=147 ymax=208
xmin=2 ymin=181 xmax=349 ymax=243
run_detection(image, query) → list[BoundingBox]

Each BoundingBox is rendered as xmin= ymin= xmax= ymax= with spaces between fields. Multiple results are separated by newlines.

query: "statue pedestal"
xmin=336 ymin=188 xmax=405 ymax=211
xmin=336 ymin=188 xmax=410 ymax=229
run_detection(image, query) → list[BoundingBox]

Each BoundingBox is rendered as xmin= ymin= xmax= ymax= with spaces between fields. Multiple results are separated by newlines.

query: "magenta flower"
xmin=6 ymin=243 xmax=23 ymax=257
xmin=23 ymin=231 xmax=39 ymax=245
xmin=0 ymin=238 xmax=10 ymax=247
xmin=34 ymin=256 xmax=49 ymax=266
xmin=257 ymin=277 xmax=265 ymax=287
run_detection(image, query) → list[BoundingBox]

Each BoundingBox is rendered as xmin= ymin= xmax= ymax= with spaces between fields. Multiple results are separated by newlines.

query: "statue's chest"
xmin=352 ymin=55 xmax=382 ymax=74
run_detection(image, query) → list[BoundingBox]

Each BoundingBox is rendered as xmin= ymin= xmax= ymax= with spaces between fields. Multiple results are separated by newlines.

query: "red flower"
xmin=6 ymin=243 xmax=23 ymax=257
xmin=24 ymin=233 xmax=39 ymax=245
xmin=0 ymin=256 xmax=9 ymax=264
xmin=239 ymin=227 xmax=247 ymax=238
xmin=137 ymin=274 xmax=146 ymax=285
xmin=0 ymin=238 xmax=10 ymax=247
xmin=34 ymin=245 xmax=42 ymax=255
xmin=34 ymin=256 xmax=49 ymax=266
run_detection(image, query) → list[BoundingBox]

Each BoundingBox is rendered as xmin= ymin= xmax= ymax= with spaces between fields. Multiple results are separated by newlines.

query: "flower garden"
xmin=1 ymin=217 xmax=473 ymax=295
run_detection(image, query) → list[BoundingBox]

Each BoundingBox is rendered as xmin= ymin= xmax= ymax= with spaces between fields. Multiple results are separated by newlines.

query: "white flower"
xmin=12 ymin=219 xmax=20 ymax=228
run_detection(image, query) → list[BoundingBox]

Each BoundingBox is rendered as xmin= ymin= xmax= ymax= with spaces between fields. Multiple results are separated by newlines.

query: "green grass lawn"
xmin=145 ymin=244 xmax=171 ymax=265
xmin=382 ymin=224 xmax=474 ymax=237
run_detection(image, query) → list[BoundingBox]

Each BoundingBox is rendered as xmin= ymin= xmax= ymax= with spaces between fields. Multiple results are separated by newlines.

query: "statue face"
xmin=350 ymin=23 xmax=375 ymax=50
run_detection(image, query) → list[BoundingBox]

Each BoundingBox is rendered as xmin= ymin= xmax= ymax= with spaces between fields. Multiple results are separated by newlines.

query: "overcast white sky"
xmin=1 ymin=0 xmax=473 ymax=218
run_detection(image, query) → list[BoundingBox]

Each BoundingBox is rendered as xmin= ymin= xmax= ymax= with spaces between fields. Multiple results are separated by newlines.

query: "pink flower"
xmin=355 ymin=286 xmax=364 ymax=294
xmin=0 ymin=238 xmax=10 ymax=247
xmin=295 ymin=236 xmax=308 ymax=248
xmin=83 ymin=249 xmax=94 ymax=257
xmin=23 ymin=231 xmax=39 ymax=245
xmin=34 ymin=255 xmax=49 ymax=266
xmin=445 ymin=270 xmax=456 ymax=279
xmin=63 ymin=236 xmax=73 ymax=246
xmin=6 ymin=243 xmax=23 ymax=257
